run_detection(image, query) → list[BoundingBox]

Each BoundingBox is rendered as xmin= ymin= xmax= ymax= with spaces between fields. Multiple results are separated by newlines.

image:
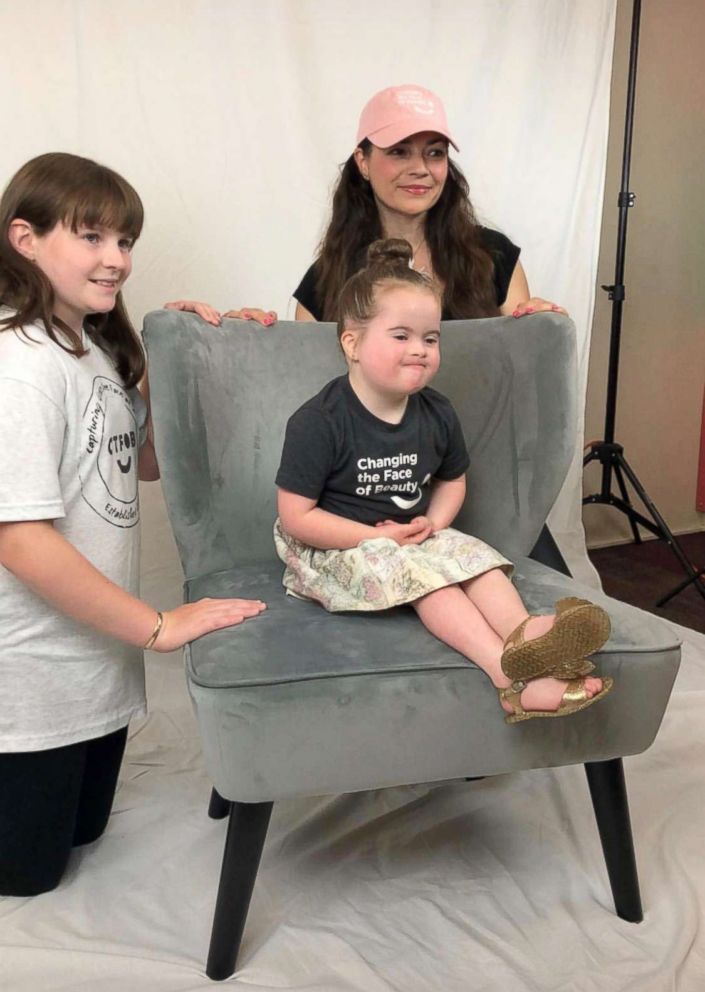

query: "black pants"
xmin=0 ymin=725 xmax=128 ymax=896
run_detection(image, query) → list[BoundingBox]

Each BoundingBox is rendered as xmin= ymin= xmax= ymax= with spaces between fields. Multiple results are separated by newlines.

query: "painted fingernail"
xmin=551 ymin=304 xmax=559 ymax=311
xmin=512 ymin=310 xmax=520 ymax=318
xmin=263 ymin=317 xmax=273 ymax=325
xmin=526 ymin=307 xmax=534 ymax=314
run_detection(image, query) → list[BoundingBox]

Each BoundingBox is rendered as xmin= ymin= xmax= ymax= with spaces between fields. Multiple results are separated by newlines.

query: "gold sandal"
xmin=498 ymin=674 xmax=614 ymax=724
xmin=502 ymin=598 xmax=611 ymax=684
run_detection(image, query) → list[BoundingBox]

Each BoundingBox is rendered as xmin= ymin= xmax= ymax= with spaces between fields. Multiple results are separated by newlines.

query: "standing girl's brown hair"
xmin=0 ymin=152 xmax=145 ymax=387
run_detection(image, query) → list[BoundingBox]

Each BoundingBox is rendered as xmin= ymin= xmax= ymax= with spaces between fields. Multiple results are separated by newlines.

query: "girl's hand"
xmin=409 ymin=515 xmax=436 ymax=537
xmin=222 ymin=307 xmax=278 ymax=327
xmin=511 ymin=298 xmax=568 ymax=318
xmin=152 ymin=597 xmax=267 ymax=652
xmin=374 ymin=517 xmax=433 ymax=545
xmin=164 ymin=300 xmax=222 ymax=326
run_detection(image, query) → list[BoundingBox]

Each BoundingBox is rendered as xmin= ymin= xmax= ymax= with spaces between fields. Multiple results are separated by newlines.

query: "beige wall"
xmin=584 ymin=0 xmax=705 ymax=547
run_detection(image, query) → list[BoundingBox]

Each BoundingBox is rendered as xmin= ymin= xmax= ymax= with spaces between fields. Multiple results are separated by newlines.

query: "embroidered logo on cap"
xmin=394 ymin=90 xmax=436 ymax=116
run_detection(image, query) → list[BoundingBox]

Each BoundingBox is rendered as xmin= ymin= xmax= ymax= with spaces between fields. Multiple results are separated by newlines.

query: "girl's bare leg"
xmin=412 ymin=585 xmax=604 ymax=715
xmin=461 ymin=568 xmax=555 ymax=642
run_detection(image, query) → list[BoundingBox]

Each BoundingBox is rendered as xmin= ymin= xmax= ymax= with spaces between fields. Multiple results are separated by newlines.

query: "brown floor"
xmin=588 ymin=531 xmax=705 ymax=635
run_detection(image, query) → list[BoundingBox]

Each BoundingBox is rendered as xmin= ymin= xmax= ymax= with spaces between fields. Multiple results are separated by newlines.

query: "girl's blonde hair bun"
xmin=366 ymin=237 xmax=413 ymax=270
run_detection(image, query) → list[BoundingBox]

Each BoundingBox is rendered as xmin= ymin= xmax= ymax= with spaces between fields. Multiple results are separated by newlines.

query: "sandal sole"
xmin=502 ymin=604 xmax=611 ymax=683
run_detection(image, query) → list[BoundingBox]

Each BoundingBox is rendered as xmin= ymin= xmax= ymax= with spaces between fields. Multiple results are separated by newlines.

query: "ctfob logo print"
xmin=80 ymin=376 xmax=140 ymax=527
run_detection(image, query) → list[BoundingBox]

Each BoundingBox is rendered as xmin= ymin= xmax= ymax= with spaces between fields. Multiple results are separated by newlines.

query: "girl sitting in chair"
xmin=274 ymin=239 xmax=612 ymax=723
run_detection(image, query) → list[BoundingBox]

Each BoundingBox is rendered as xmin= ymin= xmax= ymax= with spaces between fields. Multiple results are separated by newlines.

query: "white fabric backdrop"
xmin=13 ymin=5 xmax=693 ymax=988
xmin=0 ymin=0 xmax=615 ymax=581
xmin=4 ymin=5 xmax=704 ymax=991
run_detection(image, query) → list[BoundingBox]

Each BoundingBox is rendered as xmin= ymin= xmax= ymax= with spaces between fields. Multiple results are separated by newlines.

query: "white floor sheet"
xmin=2 ymin=504 xmax=704 ymax=991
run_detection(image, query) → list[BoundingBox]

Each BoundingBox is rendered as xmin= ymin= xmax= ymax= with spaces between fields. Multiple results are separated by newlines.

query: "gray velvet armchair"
xmin=143 ymin=311 xmax=680 ymax=981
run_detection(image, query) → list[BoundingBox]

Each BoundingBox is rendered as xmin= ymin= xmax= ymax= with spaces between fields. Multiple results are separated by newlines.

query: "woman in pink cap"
xmin=294 ymin=83 xmax=565 ymax=323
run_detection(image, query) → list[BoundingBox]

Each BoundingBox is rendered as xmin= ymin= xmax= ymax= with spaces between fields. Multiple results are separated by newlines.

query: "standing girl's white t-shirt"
xmin=0 ymin=318 xmax=147 ymax=751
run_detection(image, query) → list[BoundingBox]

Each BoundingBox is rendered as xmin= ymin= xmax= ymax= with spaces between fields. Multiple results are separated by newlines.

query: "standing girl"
xmin=0 ymin=153 xmax=265 ymax=897
xmin=275 ymin=239 xmax=612 ymax=722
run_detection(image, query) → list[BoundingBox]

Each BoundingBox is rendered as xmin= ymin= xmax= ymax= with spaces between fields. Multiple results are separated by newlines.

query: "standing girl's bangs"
xmin=62 ymin=169 xmax=144 ymax=240
xmin=3 ymin=153 xmax=143 ymax=240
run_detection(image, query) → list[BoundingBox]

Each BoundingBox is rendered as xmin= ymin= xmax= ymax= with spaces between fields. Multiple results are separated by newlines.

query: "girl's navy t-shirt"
xmin=276 ymin=376 xmax=469 ymax=524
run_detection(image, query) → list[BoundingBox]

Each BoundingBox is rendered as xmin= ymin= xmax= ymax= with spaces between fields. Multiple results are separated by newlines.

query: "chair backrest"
xmin=143 ymin=312 xmax=577 ymax=580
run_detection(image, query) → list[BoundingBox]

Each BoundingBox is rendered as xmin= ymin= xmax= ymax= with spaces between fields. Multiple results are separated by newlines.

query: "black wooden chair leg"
xmin=584 ymin=758 xmax=643 ymax=922
xmin=208 ymin=787 xmax=231 ymax=820
xmin=206 ymin=800 xmax=274 ymax=981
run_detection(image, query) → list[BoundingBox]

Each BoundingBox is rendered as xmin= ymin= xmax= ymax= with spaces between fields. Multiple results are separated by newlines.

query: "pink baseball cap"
xmin=356 ymin=84 xmax=459 ymax=151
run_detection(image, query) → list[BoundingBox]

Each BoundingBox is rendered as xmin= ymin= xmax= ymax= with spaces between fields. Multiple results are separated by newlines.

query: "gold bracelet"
xmin=144 ymin=611 xmax=164 ymax=650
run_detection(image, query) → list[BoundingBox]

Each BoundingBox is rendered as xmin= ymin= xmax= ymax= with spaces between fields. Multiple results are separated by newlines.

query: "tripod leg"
xmin=613 ymin=461 xmax=642 ymax=544
xmin=616 ymin=454 xmax=705 ymax=605
xmin=656 ymin=567 xmax=705 ymax=608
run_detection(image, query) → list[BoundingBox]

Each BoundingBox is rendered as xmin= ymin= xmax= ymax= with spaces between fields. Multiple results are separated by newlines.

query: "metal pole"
xmin=603 ymin=0 xmax=641 ymax=446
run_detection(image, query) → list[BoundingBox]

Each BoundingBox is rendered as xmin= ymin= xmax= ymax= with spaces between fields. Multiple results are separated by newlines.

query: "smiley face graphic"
xmin=80 ymin=377 xmax=140 ymax=527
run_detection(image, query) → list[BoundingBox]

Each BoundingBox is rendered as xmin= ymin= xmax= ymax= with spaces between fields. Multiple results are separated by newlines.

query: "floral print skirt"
xmin=273 ymin=519 xmax=513 ymax=613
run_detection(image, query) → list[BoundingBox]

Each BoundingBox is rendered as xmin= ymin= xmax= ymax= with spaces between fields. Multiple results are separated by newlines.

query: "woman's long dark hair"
xmin=315 ymin=139 xmax=499 ymax=322
xmin=0 ymin=152 xmax=145 ymax=388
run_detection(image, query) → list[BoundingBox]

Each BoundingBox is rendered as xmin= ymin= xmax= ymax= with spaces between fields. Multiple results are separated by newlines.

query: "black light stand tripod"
xmin=583 ymin=0 xmax=705 ymax=608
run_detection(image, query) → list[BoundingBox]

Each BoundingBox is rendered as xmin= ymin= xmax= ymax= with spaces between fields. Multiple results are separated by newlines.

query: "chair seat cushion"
xmin=183 ymin=557 xmax=680 ymax=802
xmin=185 ymin=556 xmax=679 ymax=689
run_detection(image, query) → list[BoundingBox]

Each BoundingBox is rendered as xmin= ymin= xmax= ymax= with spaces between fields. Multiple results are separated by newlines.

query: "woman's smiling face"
xmin=354 ymin=132 xmax=449 ymax=221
